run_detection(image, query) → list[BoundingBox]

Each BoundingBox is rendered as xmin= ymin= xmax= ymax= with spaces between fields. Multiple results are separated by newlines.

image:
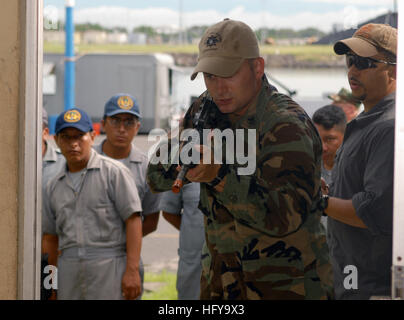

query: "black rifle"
xmin=172 ymin=97 xmax=214 ymax=193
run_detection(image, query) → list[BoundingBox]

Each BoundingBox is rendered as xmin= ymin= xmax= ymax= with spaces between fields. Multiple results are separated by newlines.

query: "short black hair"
xmin=312 ymin=104 xmax=347 ymax=132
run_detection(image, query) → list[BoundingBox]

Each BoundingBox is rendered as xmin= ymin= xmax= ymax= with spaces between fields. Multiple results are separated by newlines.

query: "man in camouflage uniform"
xmin=147 ymin=19 xmax=333 ymax=300
xmin=328 ymin=88 xmax=362 ymax=122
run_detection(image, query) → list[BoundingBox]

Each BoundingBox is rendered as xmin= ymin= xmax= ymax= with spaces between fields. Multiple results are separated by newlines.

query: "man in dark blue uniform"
xmin=323 ymin=23 xmax=397 ymax=299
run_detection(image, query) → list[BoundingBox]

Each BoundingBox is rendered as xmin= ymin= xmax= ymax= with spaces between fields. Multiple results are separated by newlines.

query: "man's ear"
xmin=388 ymin=66 xmax=397 ymax=80
xmin=254 ymin=57 xmax=265 ymax=79
xmin=42 ymin=127 xmax=50 ymax=140
xmin=89 ymin=130 xmax=96 ymax=142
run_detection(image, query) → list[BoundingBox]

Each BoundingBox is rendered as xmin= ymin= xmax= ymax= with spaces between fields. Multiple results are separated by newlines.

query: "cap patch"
xmin=206 ymin=33 xmax=222 ymax=48
xmin=64 ymin=110 xmax=81 ymax=123
xmin=355 ymin=24 xmax=374 ymax=40
xmin=117 ymin=96 xmax=134 ymax=110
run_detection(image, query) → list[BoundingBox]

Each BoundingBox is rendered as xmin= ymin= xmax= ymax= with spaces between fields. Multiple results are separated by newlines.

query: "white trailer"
xmin=43 ymin=53 xmax=175 ymax=133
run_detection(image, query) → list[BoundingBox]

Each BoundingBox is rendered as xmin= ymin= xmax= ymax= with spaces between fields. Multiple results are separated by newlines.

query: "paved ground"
xmin=142 ymin=219 xmax=179 ymax=274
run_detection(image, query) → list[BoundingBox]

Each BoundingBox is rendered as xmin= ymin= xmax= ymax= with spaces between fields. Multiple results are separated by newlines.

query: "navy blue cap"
xmin=55 ymin=107 xmax=93 ymax=134
xmin=104 ymin=93 xmax=141 ymax=118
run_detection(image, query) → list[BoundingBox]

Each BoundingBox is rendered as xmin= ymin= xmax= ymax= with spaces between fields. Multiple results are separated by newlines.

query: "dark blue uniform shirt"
xmin=328 ymin=92 xmax=395 ymax=300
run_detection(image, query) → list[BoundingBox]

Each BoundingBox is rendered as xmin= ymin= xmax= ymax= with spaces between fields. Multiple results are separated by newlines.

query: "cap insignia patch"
xmin=64 ymin=110 xmax=81 ymax=123
xmin=206 ymin=33 xmax=222 ymax=47
xmin=117 ymin=96 xmax=134 ymax=110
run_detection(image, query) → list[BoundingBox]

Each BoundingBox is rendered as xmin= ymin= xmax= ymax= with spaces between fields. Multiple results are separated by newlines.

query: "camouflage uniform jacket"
xmin=147 ymin=76 xmax=333 ymax=300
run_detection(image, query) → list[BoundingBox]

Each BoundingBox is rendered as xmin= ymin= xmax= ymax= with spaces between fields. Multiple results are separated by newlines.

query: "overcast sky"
xmin=43 ymin=0 xmax=396 ymax=32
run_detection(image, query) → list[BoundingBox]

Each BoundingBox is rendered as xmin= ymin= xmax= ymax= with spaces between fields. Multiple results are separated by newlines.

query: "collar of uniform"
xmin=128 ymin=144 xmax=144 ymax=163
xmin=96 ymin=138 xmax=143 ymax=163
xmin=351 ymin=92 xmax=395 ymax=127
xmin=55 ymin=148 xmax=100 ymax=181
xmin=43 ymin=142 xmax=60 ymax=163
xmin=86 ymin=148 xmax=102 ymax=169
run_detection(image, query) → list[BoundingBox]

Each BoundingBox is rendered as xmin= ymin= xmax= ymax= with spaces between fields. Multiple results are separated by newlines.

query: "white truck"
xmin=43 ymin=53 xmax=175 ymax=133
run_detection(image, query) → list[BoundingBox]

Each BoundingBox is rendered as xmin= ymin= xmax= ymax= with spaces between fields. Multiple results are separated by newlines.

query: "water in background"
xmin=171 ymin=67 xmax=350 ymax=118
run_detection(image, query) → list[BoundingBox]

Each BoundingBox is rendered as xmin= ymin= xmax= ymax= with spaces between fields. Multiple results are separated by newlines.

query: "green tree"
xmin=75 ymin=23 xmax=106 ymax=32
xmin=298 ymin=27 xmax=325 ymax=38
xmin=133 ymin=26 xmax=157 ymax=37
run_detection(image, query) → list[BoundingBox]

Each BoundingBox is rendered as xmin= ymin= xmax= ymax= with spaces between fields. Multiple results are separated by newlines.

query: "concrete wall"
xmin=0 ymin=0 xmax=20 ymax=299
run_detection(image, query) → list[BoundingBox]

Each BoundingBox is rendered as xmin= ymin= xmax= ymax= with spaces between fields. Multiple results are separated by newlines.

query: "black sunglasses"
xmin=346 ymin=53 xmax=396 ymax=70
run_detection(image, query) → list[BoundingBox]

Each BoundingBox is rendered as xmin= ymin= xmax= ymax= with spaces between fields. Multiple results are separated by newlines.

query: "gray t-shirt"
xmin=320 ymin=163 xmax=332 ymax=233
xmin=67 ymin=168 xmax=87 ymax=192
xmin=321 ymin=164 xmax=332 ymax=186
xmin=115 ymin=157 xmax=130 ymax=168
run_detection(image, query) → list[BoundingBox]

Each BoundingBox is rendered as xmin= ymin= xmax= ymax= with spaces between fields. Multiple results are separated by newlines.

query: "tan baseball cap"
xmin=334 ymin=23 xmax=397 ymax=57
xmin=191 ymin=19 xmax=260 ymax=81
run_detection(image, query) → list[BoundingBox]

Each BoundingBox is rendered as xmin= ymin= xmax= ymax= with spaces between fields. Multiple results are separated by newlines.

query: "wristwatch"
xmin=319 ymin=195 xmax=329 ymax=216
xmin=207 ymin=164 xmax=229 ymax=188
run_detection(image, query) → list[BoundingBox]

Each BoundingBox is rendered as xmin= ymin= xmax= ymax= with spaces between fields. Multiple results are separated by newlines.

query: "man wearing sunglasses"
xmin=94 ymin=93 xmax=162 ymax=298
xmin=321 ymin=23 xmax=397 ymax=299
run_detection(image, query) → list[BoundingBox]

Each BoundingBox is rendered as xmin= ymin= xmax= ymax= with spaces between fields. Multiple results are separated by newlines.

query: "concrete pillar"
xmin=0 ymin=0 xmax=21 ymax=299
xmin=0 ymin=0 xmax=42 ymax=299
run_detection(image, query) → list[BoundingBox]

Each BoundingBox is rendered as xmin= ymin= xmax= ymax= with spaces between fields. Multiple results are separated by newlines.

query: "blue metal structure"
xmin=64 ymin=0 xmax=75 ymax=110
